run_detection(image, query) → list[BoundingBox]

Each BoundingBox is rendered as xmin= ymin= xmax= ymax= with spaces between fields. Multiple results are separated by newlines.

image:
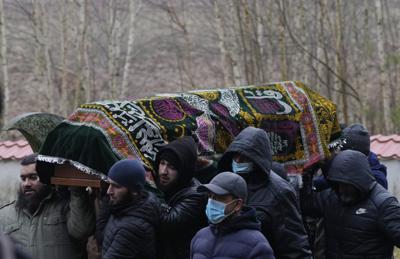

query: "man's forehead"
xmin=20 ymin=164 xmax=37 ymax=175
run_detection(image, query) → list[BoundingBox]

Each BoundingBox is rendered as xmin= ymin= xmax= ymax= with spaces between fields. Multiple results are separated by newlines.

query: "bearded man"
xmin=0 ymin=153 xmax=95 ymax=259
xmin=154 ymin=136 xmax=208 ymax=259
xmin=95 ymin=159 xmax=160 ymax=259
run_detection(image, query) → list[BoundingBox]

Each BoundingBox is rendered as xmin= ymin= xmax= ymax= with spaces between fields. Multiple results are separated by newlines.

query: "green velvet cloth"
xmin=36 ymin=123 xmax=119 ymax=185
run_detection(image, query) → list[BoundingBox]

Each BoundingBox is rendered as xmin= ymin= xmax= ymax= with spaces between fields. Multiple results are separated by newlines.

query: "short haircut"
xmin=20 ymin=153 xmax=38 ymax=166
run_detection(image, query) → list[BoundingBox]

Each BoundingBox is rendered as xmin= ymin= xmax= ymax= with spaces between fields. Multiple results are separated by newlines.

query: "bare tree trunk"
xmin=317 ymin=0 xmax=331 ymax=96
xmin=0 ymin=0 xmax=8 ymax=126
xmin=375 ymin=0 xmax=393 ymax=133
xmin=121 ymin=0 xmax=142 ymax=98
xmin=32 ymin=0 xmax=54 ymax=113
xmin=43 ymin=7 xmax=55 ymax=113
xmin=107 ymin=0 xmax=117 ymax=99
xmin=240 ymin=0 xmax=256 ymax=84
xmin=334 ymin=0 xmax=348 ymax=124
xmin=227 ymin=0 xmax=243 ymax=86
xmin=254 ymin=0 xmax=265 ymax=83
xmin=278 ymin=0 xmax=288 ymax=80
xmin=165 ymin=0 xmax=195 ymax=88
xmin=293 ymin=0 xmax=307 ymax=83
xmin=212 ymin=0 xmax=234 ymax=86
xmin=75 ymin=0 xmax=88 ymax=107
xmin=60 ymin=0 xmax=69 ymax=115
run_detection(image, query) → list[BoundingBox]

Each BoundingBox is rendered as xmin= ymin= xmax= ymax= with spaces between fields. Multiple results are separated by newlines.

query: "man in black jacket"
xmin=303 ymin=149 xmax=400 ymax=258
xmin=155 ymin=136 xmax=207 ymax=259
xmin=96 ymin=159 xmax=160 ymax=259
xmin=218 ymin=126 xmax=312 ymax=259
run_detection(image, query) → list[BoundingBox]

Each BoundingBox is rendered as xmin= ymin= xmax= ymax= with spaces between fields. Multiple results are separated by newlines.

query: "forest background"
xmin=0 ymin=0 xmax=399 ymax=137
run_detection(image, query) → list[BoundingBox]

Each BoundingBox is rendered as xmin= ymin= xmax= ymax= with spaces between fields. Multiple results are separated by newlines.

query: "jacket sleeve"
xmin=160 ymin=191 xmax=206 ymax=231
xmin=102 ymin=224 xmax=147 ymax=259
xmin=95 ymin=197 xmax=111 ymax=246
xmin=300 ymin=172 xmax=327 ymax=218
xmin=378 ymin=196 xmax=400 ymax=246
xmin=268 ymin=188 xmax=313 ymax=259
xmin=66 ymin=187 xmax=95 ymax=240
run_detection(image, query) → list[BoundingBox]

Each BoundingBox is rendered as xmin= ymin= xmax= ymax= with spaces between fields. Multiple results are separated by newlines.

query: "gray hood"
xmin=218 ymin=127 xmax=272 ymax=174
xmin=327 ymin=150 xmax=376 ymax=197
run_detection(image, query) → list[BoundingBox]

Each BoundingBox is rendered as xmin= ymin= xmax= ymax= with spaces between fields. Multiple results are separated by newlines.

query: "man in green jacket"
xmin=0 ymin=153 xmax=95 ymax=259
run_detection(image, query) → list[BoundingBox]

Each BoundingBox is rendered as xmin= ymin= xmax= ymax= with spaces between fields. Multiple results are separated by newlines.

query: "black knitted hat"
xmin=108 ymin=159 xmax=146 ymax=192
xmin=341 ymin=123 xmax=370 ymax=156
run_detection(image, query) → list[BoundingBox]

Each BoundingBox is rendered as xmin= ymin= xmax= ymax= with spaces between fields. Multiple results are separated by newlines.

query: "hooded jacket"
xmin=313 ymin=151 xmax=388 ymax=191
xmin=98 ymin=192 xmax=160 ymax=259
xmin=218 ymin=127 xmax=312 ymax=259
xmin=190 ymin=206 xmax=275 ymax=259
xmin=314 ymin=150 xmax=400 ymax=259
xmin=155 ymin=136 xmax=207 ymax=259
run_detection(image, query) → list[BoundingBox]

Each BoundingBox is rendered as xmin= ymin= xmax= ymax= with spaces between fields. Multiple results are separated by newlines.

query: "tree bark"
xmin=334 ymin=0 xmax=348 ymax=124
xmin=375 ymin=0 xmax=393 ymax=133
xmin=0 ymin=0 xmax=8 ymax=127
xmin=75 ymin=0 xmax=88 ymax=107
xmin=121 ymin=0 xmax=142 ymax=98
xmin=212 ymin=0 xmax=234 ymax=86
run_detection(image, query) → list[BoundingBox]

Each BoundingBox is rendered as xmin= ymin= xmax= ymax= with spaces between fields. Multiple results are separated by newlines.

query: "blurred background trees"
xmin=0 ymin=0 xmax=399 ymax=134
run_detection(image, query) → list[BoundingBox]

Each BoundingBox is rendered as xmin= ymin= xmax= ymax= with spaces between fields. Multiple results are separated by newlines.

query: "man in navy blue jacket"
xmin=191 ymin=172 xmax=275 ymax=259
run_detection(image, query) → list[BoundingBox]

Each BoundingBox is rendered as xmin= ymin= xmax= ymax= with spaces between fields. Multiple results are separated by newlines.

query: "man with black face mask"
xmin=154 ymin=136 xmax=207 ymax=259
xmin=303 ymin=149 xmax=400 ymax=258
xmin=0 ymin=153 xmax=95 ymax=259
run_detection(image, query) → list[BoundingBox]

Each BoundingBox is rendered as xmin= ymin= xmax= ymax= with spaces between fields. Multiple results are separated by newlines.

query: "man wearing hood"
xmin=191 ymin=172 xmax=275 ymax=259
xmin=306 ymin=150 xmax=400 ymax=258
xmin=96 ymin=159 xmax=160 ymax=259
xmin=218 ymin=126 xmax=312 ymax=259
xmin=314 ymin=123 xmax=387 ymax=191
xmin=155 ymin=136 xmax=207 ymax=259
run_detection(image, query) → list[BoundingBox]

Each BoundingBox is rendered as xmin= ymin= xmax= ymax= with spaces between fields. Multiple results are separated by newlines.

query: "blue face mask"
xmin=232 ymin=160 xmax=254 ymax=174
xmin=205 ymin=198 xmax=236 ymax=224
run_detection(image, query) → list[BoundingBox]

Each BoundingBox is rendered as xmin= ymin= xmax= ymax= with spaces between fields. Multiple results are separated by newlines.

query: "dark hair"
xmin=20 ymin=153 xmax=38 ymax=166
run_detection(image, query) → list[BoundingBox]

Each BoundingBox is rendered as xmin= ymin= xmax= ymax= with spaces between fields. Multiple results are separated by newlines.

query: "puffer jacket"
xmin=368 ymin=151 xmax=388 ymax=189
xmin=312 ymin=150 xmax=400 ymax=259
xmin=98 ymin=191 xmax=160 ymax=259
xmin=218 ymin=127 xmax=312 ymax=259
xmin=190 ymin=206 xmax=275 ymax=259
xmin=155 ymin=136 xmax=208 ymax=259
xmin=0 ymin=188 xmax=94 ymax=259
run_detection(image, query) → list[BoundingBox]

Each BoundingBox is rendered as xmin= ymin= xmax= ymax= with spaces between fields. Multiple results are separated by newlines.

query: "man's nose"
xmin=106 ymin=185 xmax=113 ymax=195
xmin=22 ymin=179 xmax=31 ymax=187
xmin=159 ymin=164 xmax=167 ymax=175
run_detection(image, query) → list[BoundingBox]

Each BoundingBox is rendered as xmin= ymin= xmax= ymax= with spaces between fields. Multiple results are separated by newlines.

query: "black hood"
xmin=112 ymin=192 xmax=160 ymax=226
xmin=218 ymin=127 xmax=272 ymax=175
xmin=154 ymin=136 xmax=198 ymax=189
xmin=327 ymin=150 xmax=376 ymax=197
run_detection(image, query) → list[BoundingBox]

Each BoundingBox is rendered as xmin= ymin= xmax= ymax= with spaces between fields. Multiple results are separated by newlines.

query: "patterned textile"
xmin=37 ymin=81 xmax=340 ymax=186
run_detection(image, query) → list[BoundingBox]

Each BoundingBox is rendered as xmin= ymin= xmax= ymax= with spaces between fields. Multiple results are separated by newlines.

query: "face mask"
xmin=232 ymin=160 xmax=254 ymax=174
xmin=205 ymin=198 xmax=236 ymax=224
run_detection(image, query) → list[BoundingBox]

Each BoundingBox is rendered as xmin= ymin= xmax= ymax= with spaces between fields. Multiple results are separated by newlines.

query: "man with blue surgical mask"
xmin=218 ymin=126 xmax=312 ymax=259
xmin=191 ymin=172 xmax=275 ymax=259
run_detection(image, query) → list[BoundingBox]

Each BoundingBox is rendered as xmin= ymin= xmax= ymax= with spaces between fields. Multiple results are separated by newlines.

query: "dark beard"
xmin=16 ymin=185 xmax=52 ymax=214
xmin=109 ymin=191 xmax=134 ymax=206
